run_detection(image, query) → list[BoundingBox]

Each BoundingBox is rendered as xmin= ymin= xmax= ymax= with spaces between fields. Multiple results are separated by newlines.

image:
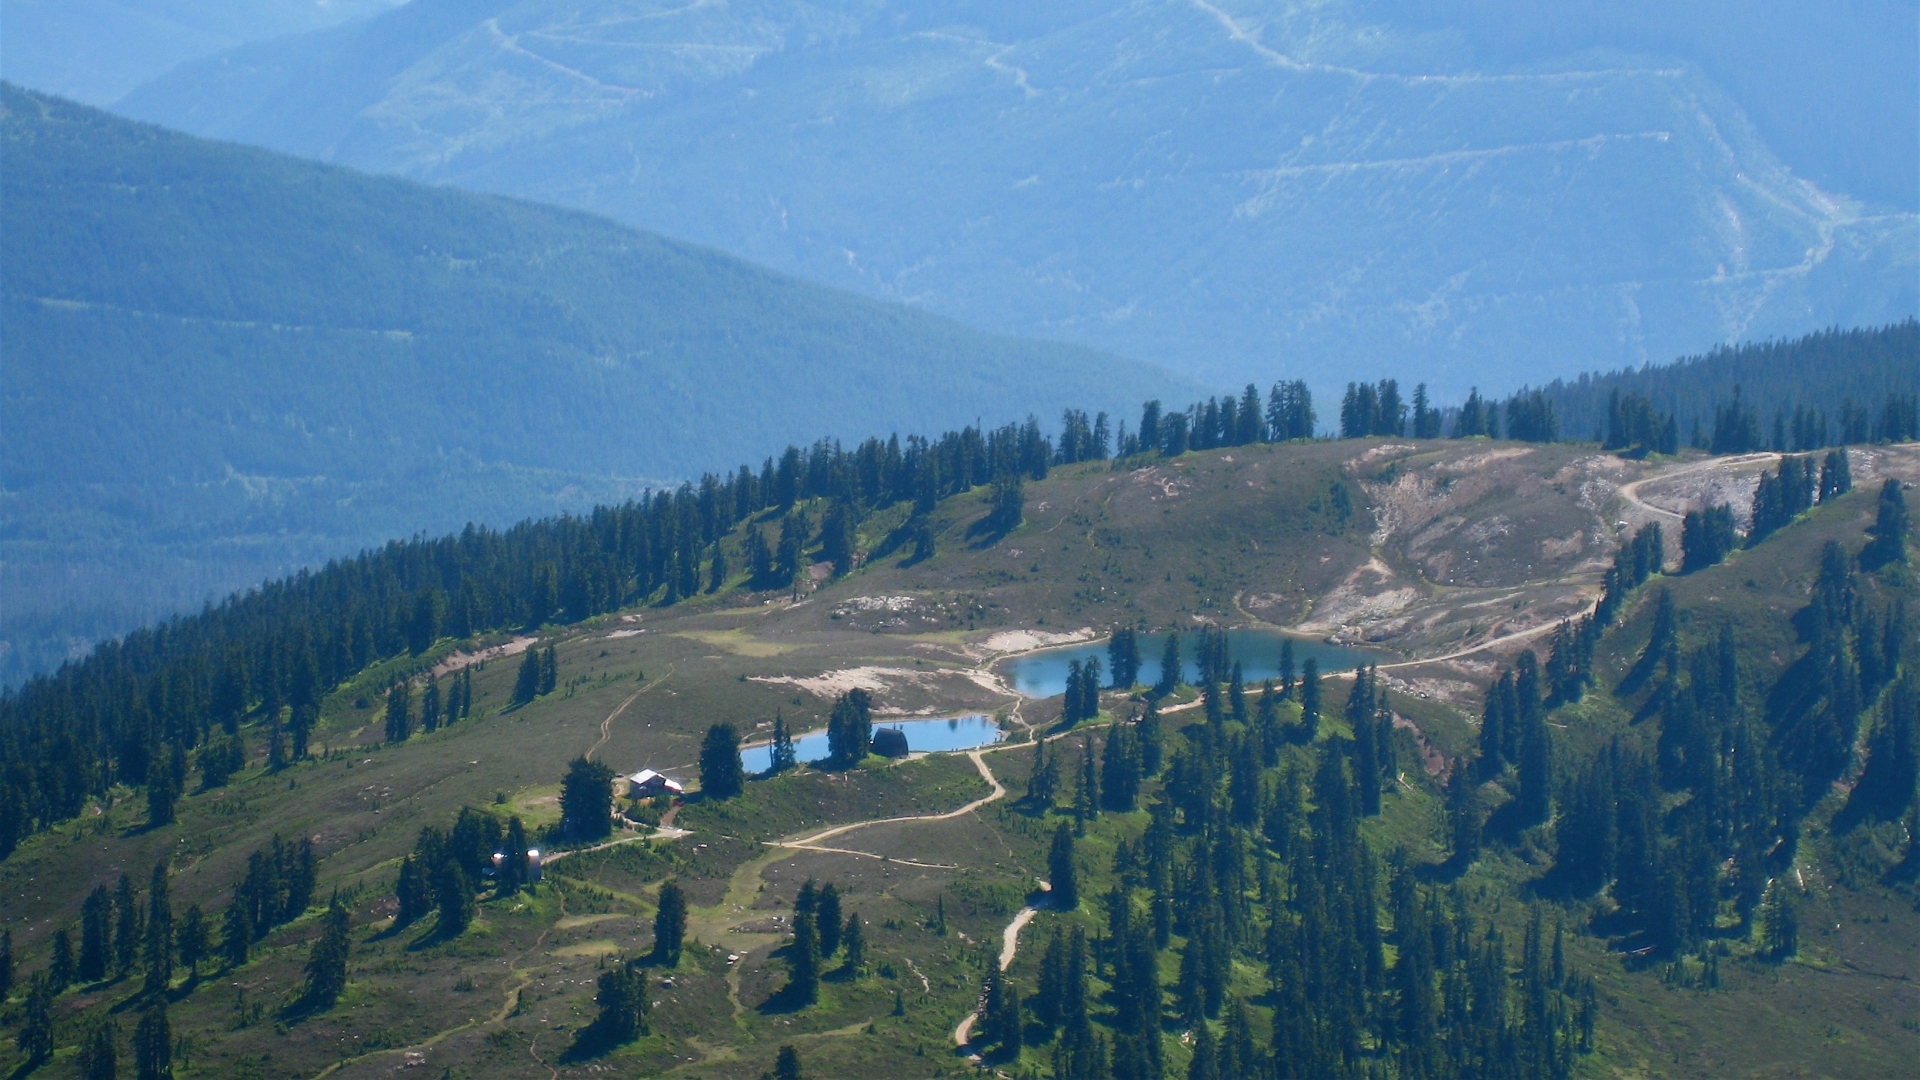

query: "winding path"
xmin=1617 ymin=451 xmax=1778 ymax=521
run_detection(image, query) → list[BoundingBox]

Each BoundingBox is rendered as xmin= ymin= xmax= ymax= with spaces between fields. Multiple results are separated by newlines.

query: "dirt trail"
xmin=1618 ymin=452 xmax=1779 ymax=520
xmin=585 ymin=666 xmax=672 ymax=763
xmin=952 ymin=883 xmax=1049 ymax=1052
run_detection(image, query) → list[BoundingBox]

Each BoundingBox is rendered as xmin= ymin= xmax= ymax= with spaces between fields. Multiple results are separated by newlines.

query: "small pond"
xmin=1001 ymin=627 xmax=1390 ymax=699
xmin=740 ymin=713 xmax=1003 ymax=773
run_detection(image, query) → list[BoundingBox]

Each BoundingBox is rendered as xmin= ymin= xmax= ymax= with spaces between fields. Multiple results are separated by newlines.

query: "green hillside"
xmin=0 ymin=83 xmax=1199 ymax=684
xmin=2 ymin=429 xmax=1916 ymax=1078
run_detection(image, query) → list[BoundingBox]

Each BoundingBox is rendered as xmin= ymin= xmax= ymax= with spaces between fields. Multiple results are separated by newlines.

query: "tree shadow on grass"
xmin=558 ymin=1018 xmax=630 ymax=1064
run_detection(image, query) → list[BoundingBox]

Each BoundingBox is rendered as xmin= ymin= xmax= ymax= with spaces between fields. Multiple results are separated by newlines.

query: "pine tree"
xmin=435 ymin=860 xmax=475 ymax=936
xmin=787 ymin=903 xmax=822 ymax=1006
xmin=50 ymin=929 xmax=73 ymax=991
xmin=143 ymin=860 xmax=172 ymax=994
xmin=500 ymin=816 xmax=530 ymax=896
xmin=395 ymin=855 xmax=430 ymax=927
xmin=841 ymin=912 xmax=865 ymax=971
xmin=1448 ymin=762 xmax=1482 ymax=867
xmin=816 ymin=884 xmax=842 ymax=957
xmin=115 ymin=873 xmax=141 ymax=976
xmin=1075 ymin=732 xmax=1100 ymax=829
xmin=826 ymin=688 xmax=873 ymax=766
xmin=176 ymin=905 xmax=206 ymax=979
xmin=1049 ymin=822 xmax=1079 ymax=910
xmin=595 ymin=957 xmax=651 ymax=1042
xmin=78 ymin=1018 xmax=119 ymax=1080
xmin=422 ymin=676 xmax=444 ymax=734
xmin=81 ymin=884 xmax=111 ymax=982
xmin=146 ymin=747 xmax=179 ymax=826
xmin=222 ymin=899 xmax=251 ymax=969
xmin=1108 ymin=627 xmax=1142 ymax=688
xmin=700 ymin=723 xmax=746 ymax=799
xmin=1157 ymin=632 xmax=1183 ymax=695
xmin=772 ymin=1045 xmax=804 ymax=1080
xmin=18 ymin=975 xmax=53 ymax=1063
xmin=980 ymin=963 xmax=1022 ymax=1056
xmin=302 ymin=892 xmax=350 ymax=1010
xmin=1299 ymin=657 xmax=1321 ymax=741
xmin=1187 ymin=1014 xmax=1219 ymax=1080
xmin=1819 ymin=448 xmax=1853 ymax=501
xmin=539 ymin=645 xmax=558 ymax=695
xmin=1864 ymin=479 xmax=1910 ymax=569
xmin=769 ymin=710 xmax=797 ymax=773
xmin=513 ymin=647 xmax=541 ymax=705
xmin=384 ymin=680 xmax=412 ymax=743
xmin=133 ymin=999 xmax=171 ymax=1080
xmin=560 ymin=756 xmax=615 ymax=840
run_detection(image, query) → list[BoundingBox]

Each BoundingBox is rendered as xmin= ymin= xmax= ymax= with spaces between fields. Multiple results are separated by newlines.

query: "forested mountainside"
xmin=1 ymin=382 xmax=1917 ymax=1076
xmin=113 ymin=0 xmax=1917 ymax=395
xmin=0 ymin=84 xmax=1197 ymax=686
xmin=1533 ymin=322 xmax=1920 ymax=450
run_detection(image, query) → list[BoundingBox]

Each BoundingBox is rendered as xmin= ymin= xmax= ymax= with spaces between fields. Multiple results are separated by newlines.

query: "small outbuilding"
xmin=627 ymin=769 xmax=684 ymax=798
xmin=872 ymin=726 xmax=910 ymax=758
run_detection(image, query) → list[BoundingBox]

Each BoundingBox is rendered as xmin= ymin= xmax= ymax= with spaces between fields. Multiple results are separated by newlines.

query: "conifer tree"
xmin=384 ymin=680 xmax=412 ymax=743
xmin=115 ymin=873 xmax=141 ymax=976
xmin=222 ymin=899 xmax=251 ymax=969
xmin=78 ymin=1018 xmax=118 ymax=1080
xmin=420 ymin=676 xmax=441 ymax=733
xmin=143 ymin=860 xmax=172 ymax=994
xmin=1157 ymin=632 xmax=1183 ymax=695
xmin=1819 ymin=448 xmax=1853 ymax=501
xmin=826 ymin=689 xmax=873 ymax=766
xmin=302 ymin=892 xmax=350 ymax=1010
xmin=81 ymin=884 xmax=111 ymax=982
xmin=700 ymin=723 xmax=746 ymax=800
xmin=0 ymin=929 xmax=10 ymax=997
xmin=979 ymin=962 xmax=1022 ymax=1056
xmin=50 ymin=929 xmax=73 ymax=991
xmin=769 ymin=710 xmax=797 ymax=773
xmin=786 ymin=903 xmax=821 ymax=1006
xmin=17 ymin=974 xmax=52 ymax=1063
xmin=841 ymin=912 xmax=864 ymax=971
xmin=1447 ymin=762 xmax=1482 ymax=867
xmin=146 ymin=749 xmax=179 ymax=826
xmin=816 ymin=883 xmax=843 ymax=957
xmin=595 ymin=957 xmax=650 ymax=1042
xmin=1108 ymin=627 xmax=1142 ymax=688
xmin=560 ymin=756 xmax=615 ymax=840
xmin=512 ymin=647 xmax=541 ymax=705
xmin=176 ymin=905 xmax=206 ymax=979
xmin=394 ymin=855 xmax=429 ymax=927
xmin=1299 ymin=658 xmax=1321 ymax=741
xmin=1075 ymin=732 xmax=1100 ymax=828
xmin=1865 ymin=479 xmax=1910 ymax=569
xmin=133 ymin=999 xmax=170 ymax=1080
xmin=499 ymin=816 xmax=530 ymax=896
xmin=1187 ymin=1015 xmax=1219 ymax=1080
xmin=435 ymin=860 xmax=475 ymax=937
xmin=538 ymin=645 xmax=558 ymax=695
xmin=1049 ymin=822 xmax=1079 ymax=910
xmin=772 ymin=1045 xmax=804 ymax=1080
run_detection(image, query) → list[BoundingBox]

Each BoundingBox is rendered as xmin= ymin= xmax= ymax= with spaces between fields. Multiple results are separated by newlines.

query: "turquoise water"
xmin=740 ymin=714 xmax=1003 ymax=773
xmin=1001 ymin=628 xmax=1388 ymax=698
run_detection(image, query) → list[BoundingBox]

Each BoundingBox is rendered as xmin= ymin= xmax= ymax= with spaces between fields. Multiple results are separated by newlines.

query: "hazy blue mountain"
xmin=116 ymin=0 xmax=1918 ymax=398
xmin=0 ymin=84 xmax=1197 ymax=683
xmin=0 ymin=0 xmax=403 ymax=105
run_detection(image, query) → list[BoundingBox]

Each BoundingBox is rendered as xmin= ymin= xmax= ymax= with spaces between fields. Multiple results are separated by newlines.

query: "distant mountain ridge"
xmin=0 ymin=84 xmax=1197 ymax=683
xmin=113 ymin=0 xmax=1919 ymax=398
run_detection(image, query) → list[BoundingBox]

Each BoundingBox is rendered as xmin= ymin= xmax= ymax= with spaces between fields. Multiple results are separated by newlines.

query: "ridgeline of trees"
xmin=1532 ymin=321 xmax=1920 ymax=451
